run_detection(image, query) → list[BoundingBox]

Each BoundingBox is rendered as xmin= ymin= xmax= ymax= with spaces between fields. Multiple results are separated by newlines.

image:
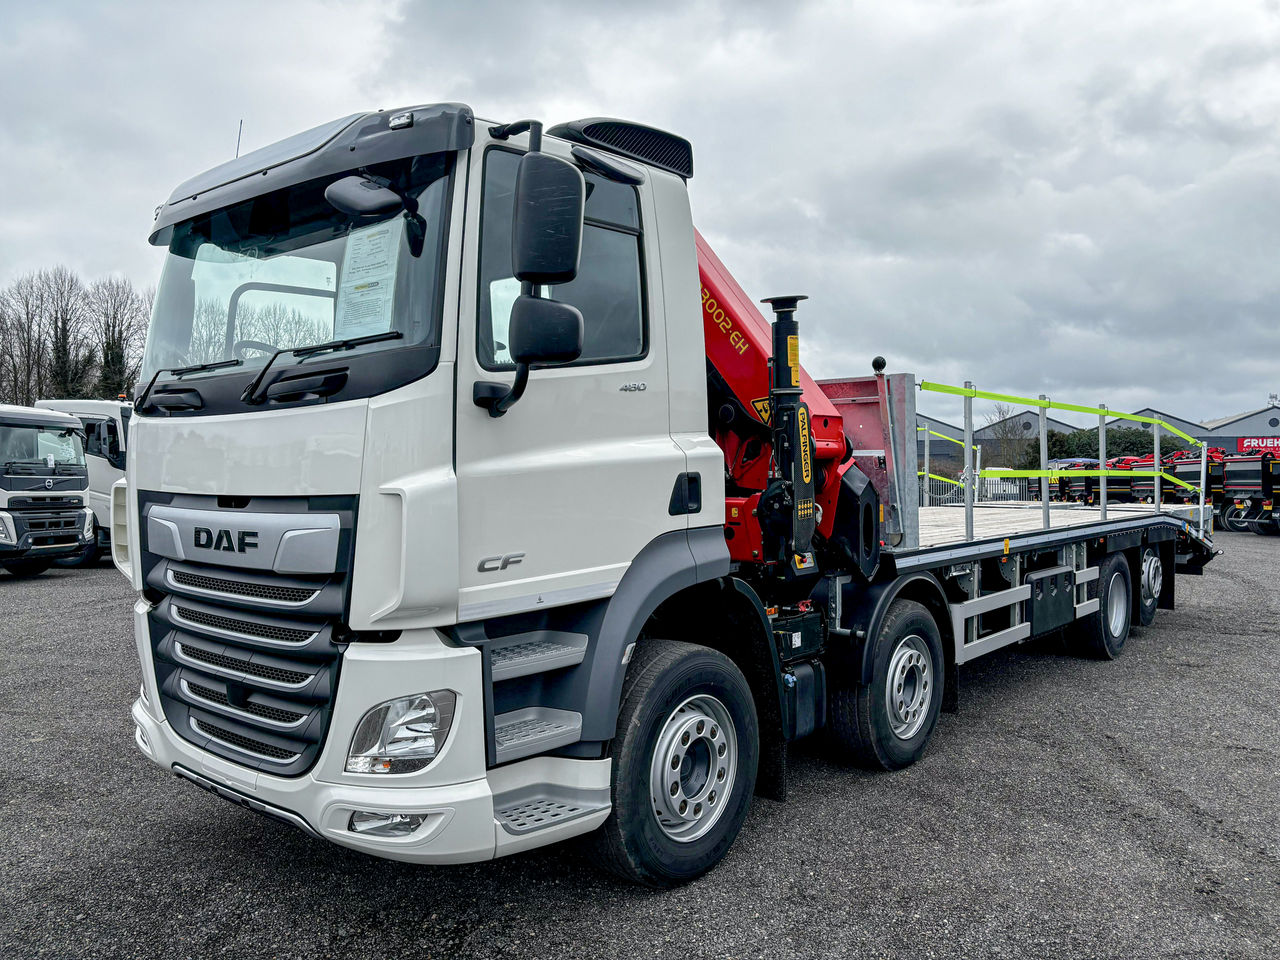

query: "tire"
xmin=1134 ymin=547 xmax=1160 ymax=627
xmin=590 ymin=639 xmax=759 ymax=888
xmin=54 ymin=530 xmax=100 ymax=567
xmin=1219 ymin=504 xmax=1249 ymax=533
xmin=1249 ymin=516 xmax=1279 ymax=536
xmin=2 ymin=559 xmax=52 ymax=578
xmin=1074 ymin=553 xmax=1131 ymax=659
xmin=828 ymin=599 xmax=944 ymax=771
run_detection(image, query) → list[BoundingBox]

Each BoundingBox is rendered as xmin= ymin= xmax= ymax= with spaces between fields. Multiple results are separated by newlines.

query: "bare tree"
xmin=982 ymin=401 xmax=1031 ymax=467
xmin=0 ymin=272 xmax=51 ymax=405
xmin=42 ymin=265 xmax=96 ymax=398
xmin=87 ymin=275 xmax=149 ymax=397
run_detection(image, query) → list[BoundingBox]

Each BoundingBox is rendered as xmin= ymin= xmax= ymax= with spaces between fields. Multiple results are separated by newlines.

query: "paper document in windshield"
xmin=335 ymin=218 xmax=405 ymax=338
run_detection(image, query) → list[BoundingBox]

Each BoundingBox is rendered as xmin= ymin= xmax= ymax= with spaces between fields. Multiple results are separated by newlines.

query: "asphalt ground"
xmin=1 ymin=533 xmax=1277 ymax=960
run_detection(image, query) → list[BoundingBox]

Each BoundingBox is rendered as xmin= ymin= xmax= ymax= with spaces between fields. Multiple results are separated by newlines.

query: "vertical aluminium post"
xmin=1098 ymin=404 xmax=1108 ymax=522
xmin=975 ymin=444 xmax=983 ymax=502
xmin=1153 ymin=423 xmax=1161 ymax=514
xmin=923 ymin=426 xmax=931 ymax=507
xmin=1039 ymin=395 xmax=1050 ymax=530
xmin=1198 ymin=441 xmax=1208 ymax=538
xmin=963 ymin=382 xmax=974 ymax=541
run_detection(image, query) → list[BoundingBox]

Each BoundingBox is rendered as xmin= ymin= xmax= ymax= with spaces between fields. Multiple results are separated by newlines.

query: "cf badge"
xmin=478 ymin=552 xmax=525 ymax=573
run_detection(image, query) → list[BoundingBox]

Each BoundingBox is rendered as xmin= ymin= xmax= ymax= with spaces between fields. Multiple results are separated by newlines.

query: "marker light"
xmin=346 ymin=690 xmax=456 ymax=774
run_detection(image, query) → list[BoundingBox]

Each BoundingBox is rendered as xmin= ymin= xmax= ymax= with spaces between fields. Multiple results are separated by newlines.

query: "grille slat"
xmin=192 ymin=718 xmax=298 ymax=762
xmin=176 ymin=642 xmax=312 ymax=685
xmin=174 ymin=605 xmax=314 ymax=644
xmin=170 ymin=569 xmax=317 ymax=604
xmin=185 ymin=682 xmax=306 ymax=726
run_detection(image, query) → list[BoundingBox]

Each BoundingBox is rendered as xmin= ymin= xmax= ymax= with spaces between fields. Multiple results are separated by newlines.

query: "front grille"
xmin=7 ymin=497 xmax=81 ymax=511
xmin=186 ymin=682 xmax=305 ymax=725
xmin=192 ymin=718 xmax=298 ymax=762
xmin=26 ymin=516 xmax=79 ymax=531
xmin=170 ymin=569 xmax=317 ymax=604
xmin=174 ymin=605 xmax=314 ymax=644
xmin=177 ymin=642 xmax=311 ymax=685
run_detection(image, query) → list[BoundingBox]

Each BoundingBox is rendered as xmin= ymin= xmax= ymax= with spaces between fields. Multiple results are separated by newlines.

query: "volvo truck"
xmin=0 ymin=403 xmax=94 ymax=576
xmin=118 ymin=104 xmax=1216 ymax=886
xmin=36 ymin=398 xmax=130 ymax=564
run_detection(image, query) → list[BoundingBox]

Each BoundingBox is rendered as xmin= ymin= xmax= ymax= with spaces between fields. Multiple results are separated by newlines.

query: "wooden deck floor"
xmin=912 ymin=501 xmax=1210 ymax=550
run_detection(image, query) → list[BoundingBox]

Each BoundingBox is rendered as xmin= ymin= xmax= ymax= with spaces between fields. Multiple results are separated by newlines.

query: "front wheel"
xmin=828 ymin=599 xmax=944 ymax=771
xmin=591 ymin=639 xmax=759 ymax=887
xmin=2 ymin=559 xmax=52 ymax=578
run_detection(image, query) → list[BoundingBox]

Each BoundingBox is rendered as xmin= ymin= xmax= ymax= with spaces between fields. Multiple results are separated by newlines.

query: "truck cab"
xmin=0 ymin=403 xmax=95 ymax=576
xmin=35 ymin=398 xmax=130 ymax=564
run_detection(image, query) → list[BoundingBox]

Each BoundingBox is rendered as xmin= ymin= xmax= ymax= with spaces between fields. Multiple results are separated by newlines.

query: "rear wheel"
xmin=1075 ymin=553 xmax=1131 ymax=659
xmin=829 ymin=599 xmax=944 ymax=771
xmin=1135 ymin=547 xmax=1160 ymax=627
xmin=1219 ymin=504 xmax=1249 ymax=532
xmin=1248 ymin=515 xmax=1279 ymax=536
xmin=591 ymin=639 xmax=758 ymax=887
xmin=2 ymin=559 xmax=52 ymax=578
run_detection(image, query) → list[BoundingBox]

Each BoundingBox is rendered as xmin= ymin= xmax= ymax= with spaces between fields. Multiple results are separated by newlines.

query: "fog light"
xmin=348 ymin=810 xmax=427 ymax=838
xmin=346 ymin=690 xmax=456 ymax=774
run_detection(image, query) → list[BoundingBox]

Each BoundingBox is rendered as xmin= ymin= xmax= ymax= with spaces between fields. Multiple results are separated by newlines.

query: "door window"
xmin=478 ymin=148 xmax=646 ymax=369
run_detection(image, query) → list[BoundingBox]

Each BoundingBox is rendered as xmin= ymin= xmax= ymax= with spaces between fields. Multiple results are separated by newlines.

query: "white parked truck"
xmin=0 ymin=403 xmax=94 ymax=577
xmin=35 ymin=399 xmax=130 ymax=564
xmin=118 ymin=104 xmax=1216 ymax=885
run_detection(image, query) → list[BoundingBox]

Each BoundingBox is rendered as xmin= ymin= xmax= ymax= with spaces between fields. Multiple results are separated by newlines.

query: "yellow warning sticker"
xmin=787 ymin=335 xmax=800 ymax=386
xmin=751 ymin=397 xmax=772 ymax=425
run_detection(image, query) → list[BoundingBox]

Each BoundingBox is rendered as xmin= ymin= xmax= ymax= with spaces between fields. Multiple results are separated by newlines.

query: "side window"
xmin=83 ymin=420 xmax=101 ymax=457
xmin=478 ymin=148 xmax=646 ymax=368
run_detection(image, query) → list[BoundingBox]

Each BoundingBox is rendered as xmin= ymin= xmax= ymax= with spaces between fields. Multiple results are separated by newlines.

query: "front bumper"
xmin=0 ymin=508 xmax=93 ymax=560
xmin=131 ymin=600 xmax=609 ymax=863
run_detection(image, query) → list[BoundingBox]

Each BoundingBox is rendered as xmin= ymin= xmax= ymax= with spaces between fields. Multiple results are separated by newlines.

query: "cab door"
xmin=453 ymin=135 xmax=687 ymax=622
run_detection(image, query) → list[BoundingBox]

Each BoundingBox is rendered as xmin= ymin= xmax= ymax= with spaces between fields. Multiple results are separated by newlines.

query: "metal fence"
xmin=919 ymin=473 xmax=1032 ymax=506
xmin=919 ymin=380 xmax=1210 ymax=542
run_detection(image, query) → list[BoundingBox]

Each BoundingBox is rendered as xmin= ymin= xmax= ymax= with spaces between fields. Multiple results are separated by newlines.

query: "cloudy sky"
xmin=2 ymin=0 xmax=1278 ymax=425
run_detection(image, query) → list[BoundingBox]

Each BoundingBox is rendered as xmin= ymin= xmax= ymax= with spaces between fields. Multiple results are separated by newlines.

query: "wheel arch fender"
xmin=844 ymin=572 xmax=953 ymax=686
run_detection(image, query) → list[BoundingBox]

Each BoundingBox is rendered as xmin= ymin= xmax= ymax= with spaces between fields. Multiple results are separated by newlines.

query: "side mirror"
xmin=512 ymin=153 xmax=585 ymax=284
xmin=100 ymin=433 xmax=116 ymax=459
xmin=509 ymin=295 xmax=583 ymax=365
xmin=324 ymin=175 xmax=406 ymax=217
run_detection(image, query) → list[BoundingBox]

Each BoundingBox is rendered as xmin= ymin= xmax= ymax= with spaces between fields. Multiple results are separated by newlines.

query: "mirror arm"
xmin=473 ymin=363 xmax=530 ymax=419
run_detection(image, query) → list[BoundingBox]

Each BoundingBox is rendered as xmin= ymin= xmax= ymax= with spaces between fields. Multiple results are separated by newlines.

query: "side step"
xmin=494 ymin=791 xmax=610 ymax=835
xmin=494 ymin=707 xmax=582 ymax=764
xmin=489 ymin=631 xmax=588 ymax=682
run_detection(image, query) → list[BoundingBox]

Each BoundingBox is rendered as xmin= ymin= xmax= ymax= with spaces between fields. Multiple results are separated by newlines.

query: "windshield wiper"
xmin=241 ymin=330 xmax=403 ymax=405
xmin=137 ymin=358 xmax=244 ymax=411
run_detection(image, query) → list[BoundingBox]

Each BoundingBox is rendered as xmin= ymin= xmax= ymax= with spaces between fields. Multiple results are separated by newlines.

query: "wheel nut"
xmin=679 ymin=800 xmax=687 ymax=814
xmin=709 ymin=790 xmax=717 ymax=804
xmin=670 ymin=781 xmax=678 ymax=796
xmin=671 ymin=756 xmax=679 ymax=769
xmin=710 ymin=725 xmax=718 ymax=738
xmin=696 ymin=720 xmax=705 ymax=734
xmin=717 ymin=767 xmax=725 ymax=781
xmin=717 ymin=742 xmax=726 ymax=757
xmin=694 ymin=803 xmax=703 ymax=817
xmin=681 ymin=732 xmax=690 ymax=746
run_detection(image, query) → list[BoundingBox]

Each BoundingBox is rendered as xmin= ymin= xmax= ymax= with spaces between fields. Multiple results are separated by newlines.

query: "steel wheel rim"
xmin=885 ymin=634 xmax=932 ymax=740
xmin=649 ymin=694 xmax=737 ymax=843
xmin=1107 ymin=571 xmax=1128 ymax=637
xmin=1140 ymin=548 xmax=1162 ymax=604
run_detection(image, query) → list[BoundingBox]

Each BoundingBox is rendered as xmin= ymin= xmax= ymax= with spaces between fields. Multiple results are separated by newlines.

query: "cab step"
xmin=494 ymin=792 xmax=610 ymax=835
xmin=489 ymin=631 xmax=588 ymax=682
xmin=493 ymin=707 xmax=582 ymax=763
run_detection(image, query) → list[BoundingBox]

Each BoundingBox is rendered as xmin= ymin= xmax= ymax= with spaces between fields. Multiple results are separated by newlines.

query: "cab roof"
xmin=0 ymin=403 xmax=83 ymax=429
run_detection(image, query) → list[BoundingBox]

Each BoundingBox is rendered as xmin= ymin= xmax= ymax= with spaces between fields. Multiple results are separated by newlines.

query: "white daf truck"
xmin=0 ymin=403 xmax=94 ymax=576
xmin=118 ymin=103 xmax=1215 ymax=886
xmin=36 ymin=398 xmax=130 ymax=565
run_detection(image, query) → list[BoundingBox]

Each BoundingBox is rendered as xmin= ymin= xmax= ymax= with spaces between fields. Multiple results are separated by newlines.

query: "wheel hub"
xmin=1141 ymin=549 xmax=1162 ymax=602
xmin=650 ymin=695 xmax=737 ymax=843
xmin=884 ymin=635 xmax=932 ymax=740
xmin=1107 ymin=570 xmax=1129 ymax=636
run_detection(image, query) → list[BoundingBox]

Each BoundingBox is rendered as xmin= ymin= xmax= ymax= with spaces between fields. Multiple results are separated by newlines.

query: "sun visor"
xmin=150 ymin=103 xmax=475 ymax=245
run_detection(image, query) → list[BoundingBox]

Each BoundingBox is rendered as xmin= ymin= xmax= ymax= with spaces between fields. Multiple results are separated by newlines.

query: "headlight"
xmin=0 ymin=512 xmax=12 ymax=544
xmin=346 ymin=690 xmax=456 ymax=774
xmin=83 ymin=509 xmax=95 ymax=538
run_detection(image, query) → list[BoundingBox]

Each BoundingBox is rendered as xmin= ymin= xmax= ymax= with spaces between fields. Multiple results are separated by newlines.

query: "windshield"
xmin=0 ymin=425 xmax=86 ymax=470
xmin=140 ymin=153 xmax=452 ymax=384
